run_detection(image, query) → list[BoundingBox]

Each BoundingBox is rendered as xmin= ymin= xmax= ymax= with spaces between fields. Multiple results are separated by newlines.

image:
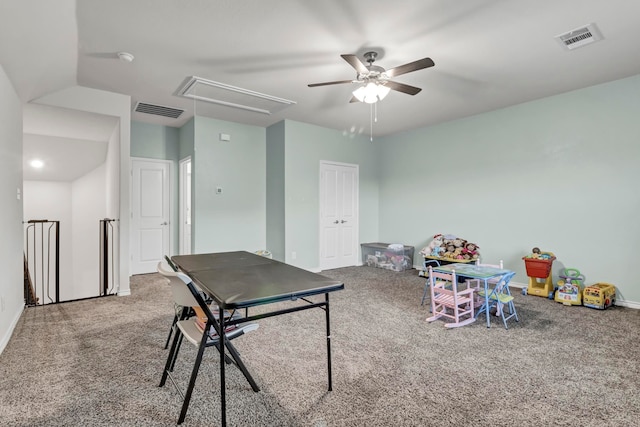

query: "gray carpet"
xmin=1 ymin=266 xmax=639 ymax=426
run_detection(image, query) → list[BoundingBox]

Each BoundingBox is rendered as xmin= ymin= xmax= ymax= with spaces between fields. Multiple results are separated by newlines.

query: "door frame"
xmin=179 ymin=156 xmax=192 ymax=255
xmin=130 ymin=157 xmax=174 ymax=275
xmin=318 ymin=160 xmax=359 ymax=271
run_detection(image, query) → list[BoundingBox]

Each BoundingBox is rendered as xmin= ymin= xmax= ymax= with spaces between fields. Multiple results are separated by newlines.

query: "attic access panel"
xmin=176 ymin=76 xmax=296 ymax=115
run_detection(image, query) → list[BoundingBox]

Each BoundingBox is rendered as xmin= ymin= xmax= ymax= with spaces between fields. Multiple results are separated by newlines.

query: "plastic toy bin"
xmin=524 ymin=257 xmax=555 ymax=278
xmin=361 ymin=242 xmax=414 ymax=272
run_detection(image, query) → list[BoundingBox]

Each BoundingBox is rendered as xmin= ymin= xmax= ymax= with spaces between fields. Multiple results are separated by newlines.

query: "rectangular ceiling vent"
xmin=555 ymin=23 xmax=603 ymax=50
xmin=175 ymin=76 xmax=296 ymax=115
xmin=134 ymin=102 xmax=184 ymax=119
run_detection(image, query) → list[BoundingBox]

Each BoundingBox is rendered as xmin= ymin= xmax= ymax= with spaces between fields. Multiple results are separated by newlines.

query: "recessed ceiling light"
xmin=117 ymin=51 xmax=135 ymax=62
xmin=30 ymin=159 xmax=44 ymax=168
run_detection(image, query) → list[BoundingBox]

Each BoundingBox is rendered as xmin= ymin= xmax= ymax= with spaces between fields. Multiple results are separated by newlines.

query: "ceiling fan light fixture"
xmin=353 ymin=82 xmax=390 ymax=104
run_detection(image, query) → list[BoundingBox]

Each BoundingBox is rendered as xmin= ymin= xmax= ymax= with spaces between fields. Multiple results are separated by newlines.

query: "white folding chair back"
xmin=157 ymin=261 xmax=199 ymax=307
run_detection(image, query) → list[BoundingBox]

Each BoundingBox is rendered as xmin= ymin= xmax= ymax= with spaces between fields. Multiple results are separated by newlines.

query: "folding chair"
xmin=476 ymin=271 xmax=518 ymax=329
xmin=157 ymin=262 xmax=259 ymax=424
xmin=163 ymin=256 xmax=183 ymax=349
xmin=466 ymin=260 xmax=504 ymax=307
xmin=163 ymin=255 xmax=214 ymax=349
xmin=425 ymin=266 xmax=476 ymax=328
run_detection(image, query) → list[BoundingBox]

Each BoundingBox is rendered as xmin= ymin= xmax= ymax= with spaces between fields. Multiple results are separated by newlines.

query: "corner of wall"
xmin=0 ymin=305 xmax=24 ymax=356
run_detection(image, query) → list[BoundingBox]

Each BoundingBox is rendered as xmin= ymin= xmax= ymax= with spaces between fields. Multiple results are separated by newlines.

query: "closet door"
xmin=319 ymin=161 xmax=359 ymax=270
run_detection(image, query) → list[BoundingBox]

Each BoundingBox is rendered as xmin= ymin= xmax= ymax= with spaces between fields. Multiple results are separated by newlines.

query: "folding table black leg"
xmin=325 ymin=292 xmax=333 ymax=391
xmin=219 ymin=311 xmax=227 ymax=427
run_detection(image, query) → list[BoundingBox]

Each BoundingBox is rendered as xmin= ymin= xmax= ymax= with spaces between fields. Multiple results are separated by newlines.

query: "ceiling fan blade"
xmin=349 ymin=96 xmax=360 ymax=103
xmin=385 ymin=80 xmax=422 ymax=95
xmin=341 ymin=54 xmax=368 ymax=74
xmin=308 ymin=80 xmax=354 ymax=87
xmin=385 ymin=57 xmax=434 ymax=78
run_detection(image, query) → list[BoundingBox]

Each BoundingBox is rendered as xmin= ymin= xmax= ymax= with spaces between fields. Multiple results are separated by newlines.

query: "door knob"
xmin=161 ymin=222 xmax=168 ymax=225
xmin=333 ymin=220 xmax=339 ymax=224
xmin=341 ymin=220 xmax=347 ymax=223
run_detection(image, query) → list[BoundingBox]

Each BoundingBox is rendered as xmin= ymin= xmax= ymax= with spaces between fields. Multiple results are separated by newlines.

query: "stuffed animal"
xmin=431 ymin=246 xmax=443 ymax=257
xmin=442 ymin=244 xmax=456 ymax=259
xmin=420 ymin=234 xmax=444 ymax=256
xmin=422 ymin=233 xmax=481 ymax=260
xmin=453 ymin=238 xmax=466 ymax=248
xmin=529 ymin=247 xmax=541 ymax=259
xmin=462 ymin=242 xmax=479 ymax=259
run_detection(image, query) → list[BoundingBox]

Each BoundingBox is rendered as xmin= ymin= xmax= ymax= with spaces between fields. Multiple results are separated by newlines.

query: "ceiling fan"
xmin=308 ymin=51 xmax=435 ymax=103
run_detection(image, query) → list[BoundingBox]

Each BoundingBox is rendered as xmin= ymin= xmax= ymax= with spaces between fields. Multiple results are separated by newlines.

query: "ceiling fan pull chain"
xmin=370 ymin=103 xmax=374 ymax=142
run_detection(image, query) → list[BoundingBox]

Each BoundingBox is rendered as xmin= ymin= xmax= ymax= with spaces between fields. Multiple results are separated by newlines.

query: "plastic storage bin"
xmin=361 ymin=242 xmax=414 ymax=272
xmin=524 ymin=257 xmax=555 ymax=278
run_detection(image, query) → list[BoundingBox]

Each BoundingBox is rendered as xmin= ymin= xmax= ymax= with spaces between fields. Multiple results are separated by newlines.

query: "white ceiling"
xmin=22 ymin=104 xmax=117 ymax=181
xmin=2 ymin=1 xmax=640 ymax=180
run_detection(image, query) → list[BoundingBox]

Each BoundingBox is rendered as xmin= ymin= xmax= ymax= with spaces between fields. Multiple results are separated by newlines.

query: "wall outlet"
xmin=291 ymin=252 xmax=297 ymax=260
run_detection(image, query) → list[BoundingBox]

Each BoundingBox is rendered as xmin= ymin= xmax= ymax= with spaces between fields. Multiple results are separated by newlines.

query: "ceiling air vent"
xmin=134 ymin=102 xmax=184 ymax=119
xmin=555 ymin=23 xmax=603 ymax=50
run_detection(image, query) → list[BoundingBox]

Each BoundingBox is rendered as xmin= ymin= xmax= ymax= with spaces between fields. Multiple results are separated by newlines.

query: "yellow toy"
xmin=554 ymin=268 xmax=584 ymax=306
xmin=583 ymin=283 xmax=616 ymax=310
xmin=522 ymin=249 xmax=556 ymax=298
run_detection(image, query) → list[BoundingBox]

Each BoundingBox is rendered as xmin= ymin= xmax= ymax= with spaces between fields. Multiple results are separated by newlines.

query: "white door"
xmin=131 ymin=158 xmax=171 ymax=274
xmin=319 ymin=161 xmax=359 ymax=270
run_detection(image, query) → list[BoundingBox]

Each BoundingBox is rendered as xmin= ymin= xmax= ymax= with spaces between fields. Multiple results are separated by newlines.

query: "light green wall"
xmin=178 ymin=118 xmax=194 ymax=161
xmin=266 ymin=121 xmax=286 ymax=262
xmin=282 ymin=120 xmax=379 ymax=269
xmin=377 ymin=73 xmax=640 ymax=303
xmin=192 ymin=116 xmax=266 ymax=253
xmin=131 ymin=121 xmax=179 ymax=160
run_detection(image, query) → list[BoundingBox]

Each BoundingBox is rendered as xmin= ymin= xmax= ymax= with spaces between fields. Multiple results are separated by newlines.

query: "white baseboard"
xmin=0 ymin=305 xmax=24 ymax=356
xmin=614 ymin=299 xmax=640 ymax=309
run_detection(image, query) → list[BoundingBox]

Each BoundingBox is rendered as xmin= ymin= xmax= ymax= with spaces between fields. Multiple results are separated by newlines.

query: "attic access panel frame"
xmin=176 ymin=76 xmax=296 ymax=115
